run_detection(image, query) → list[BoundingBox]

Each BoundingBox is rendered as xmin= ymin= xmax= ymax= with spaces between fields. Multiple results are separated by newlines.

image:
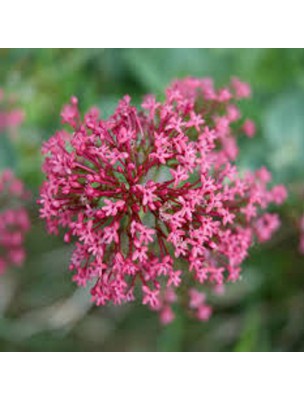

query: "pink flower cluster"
xmin=39 ymin=77 xmax=287 ymax=323
xmin=0 ymin=170 xmax=30 ymax=274
xmin=0 ymin=88 xmax=24 ymax=133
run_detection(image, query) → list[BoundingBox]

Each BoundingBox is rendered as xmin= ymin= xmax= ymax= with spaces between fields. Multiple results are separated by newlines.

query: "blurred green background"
xmin=0 ymin=49 xmax=303 ymax=351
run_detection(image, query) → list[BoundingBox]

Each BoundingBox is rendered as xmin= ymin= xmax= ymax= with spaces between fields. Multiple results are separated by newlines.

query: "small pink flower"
xmin=132 ymin=246 xmax=148 ymax=262
xmin=189 ymin=288 xmax=206 ymax=309
xmin=231 ymin=77 xmax=251 ymax=99
xmin=227 ymin=104 xmax=241 ymax=122
xmin=196 ymin=304 xmax=212 ymax=321
xmin=61 ymin=96 xmax=79 ymax=128
xmin=160 ymin=306 xmax=175 ymax=325
xmin=242 ymin=119 xmax=256 ymax=137
xmin=102 ymin=199 xmax=125 ymax=216
xmin=138 ymin=181 xmax=158 ymax=209
xmin=0 ymin=170 xmax=30 ymax=274
xmin=270 ymin=185 xmax=288 ymax=205
xmin=170 ymin=166 xmax=189 ymax=187
xmin=255 ymin=213 xmax=280 ymax=243
xmin=142 ymin=286 xmax=160 ymax=309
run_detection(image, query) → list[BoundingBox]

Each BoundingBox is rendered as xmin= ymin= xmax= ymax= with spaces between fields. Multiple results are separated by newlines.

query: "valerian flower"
xmin=0 ymin=170 xmax=30 ymax=274
xmin=39 ymin=77 xmax=287 ymax=323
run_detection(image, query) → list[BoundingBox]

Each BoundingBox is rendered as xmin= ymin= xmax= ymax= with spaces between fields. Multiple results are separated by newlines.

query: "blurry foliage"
xmin=0 ymin=48 xmax=304 ymax=351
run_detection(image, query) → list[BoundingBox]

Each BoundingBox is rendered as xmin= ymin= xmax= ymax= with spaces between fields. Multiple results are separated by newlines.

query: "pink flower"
xmin=226 ymin=104 xmax=241 ymax=122
xmin=160 ymin=306 xmax=175 ymax=325
xmin=242 ymin=119 xmax=256 ymax=137
xmin=270 ymin=185 xmax=288 ymax=205
xmin=255 ymin=213 xmax=280 ymax=243
xmin=231 ymin=77 xmax=251 ymax=99
xmin=103 ymin=222 xmax=120 ymax=244
xmin=189 ymin=288 xmax=206 ymax=309
xmin=102 ymin=199 xmax=125 ymax=216
xmin=137 ymin=181 xmax=158 ymax=209
xmin=188 ymin=288 xmax=213 ymax=321
xmin=142 ymin=286 xmax=160 ymax=309
xmin=60 ymin=96 xmax=79 ymax=128
xmin=0 ymin=170 xmax=30 ymax=274
xmin=39 ymin=77 xmax=286 ymax=323
xmin=196 ymin=304 xmax=212 ymax=321
xmin=170 ymin=166 xmax=189 ymax=187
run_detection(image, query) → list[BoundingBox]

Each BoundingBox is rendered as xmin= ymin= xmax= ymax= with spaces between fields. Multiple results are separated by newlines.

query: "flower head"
xmin=39 ymin=77 xmax=286 ymax=323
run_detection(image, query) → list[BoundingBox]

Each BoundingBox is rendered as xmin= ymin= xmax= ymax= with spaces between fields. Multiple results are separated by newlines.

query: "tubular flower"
xmin=0 ymin=170 xmax=30 ymax=274
xmin=39 ymin=77 xmax=287 ymax=323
